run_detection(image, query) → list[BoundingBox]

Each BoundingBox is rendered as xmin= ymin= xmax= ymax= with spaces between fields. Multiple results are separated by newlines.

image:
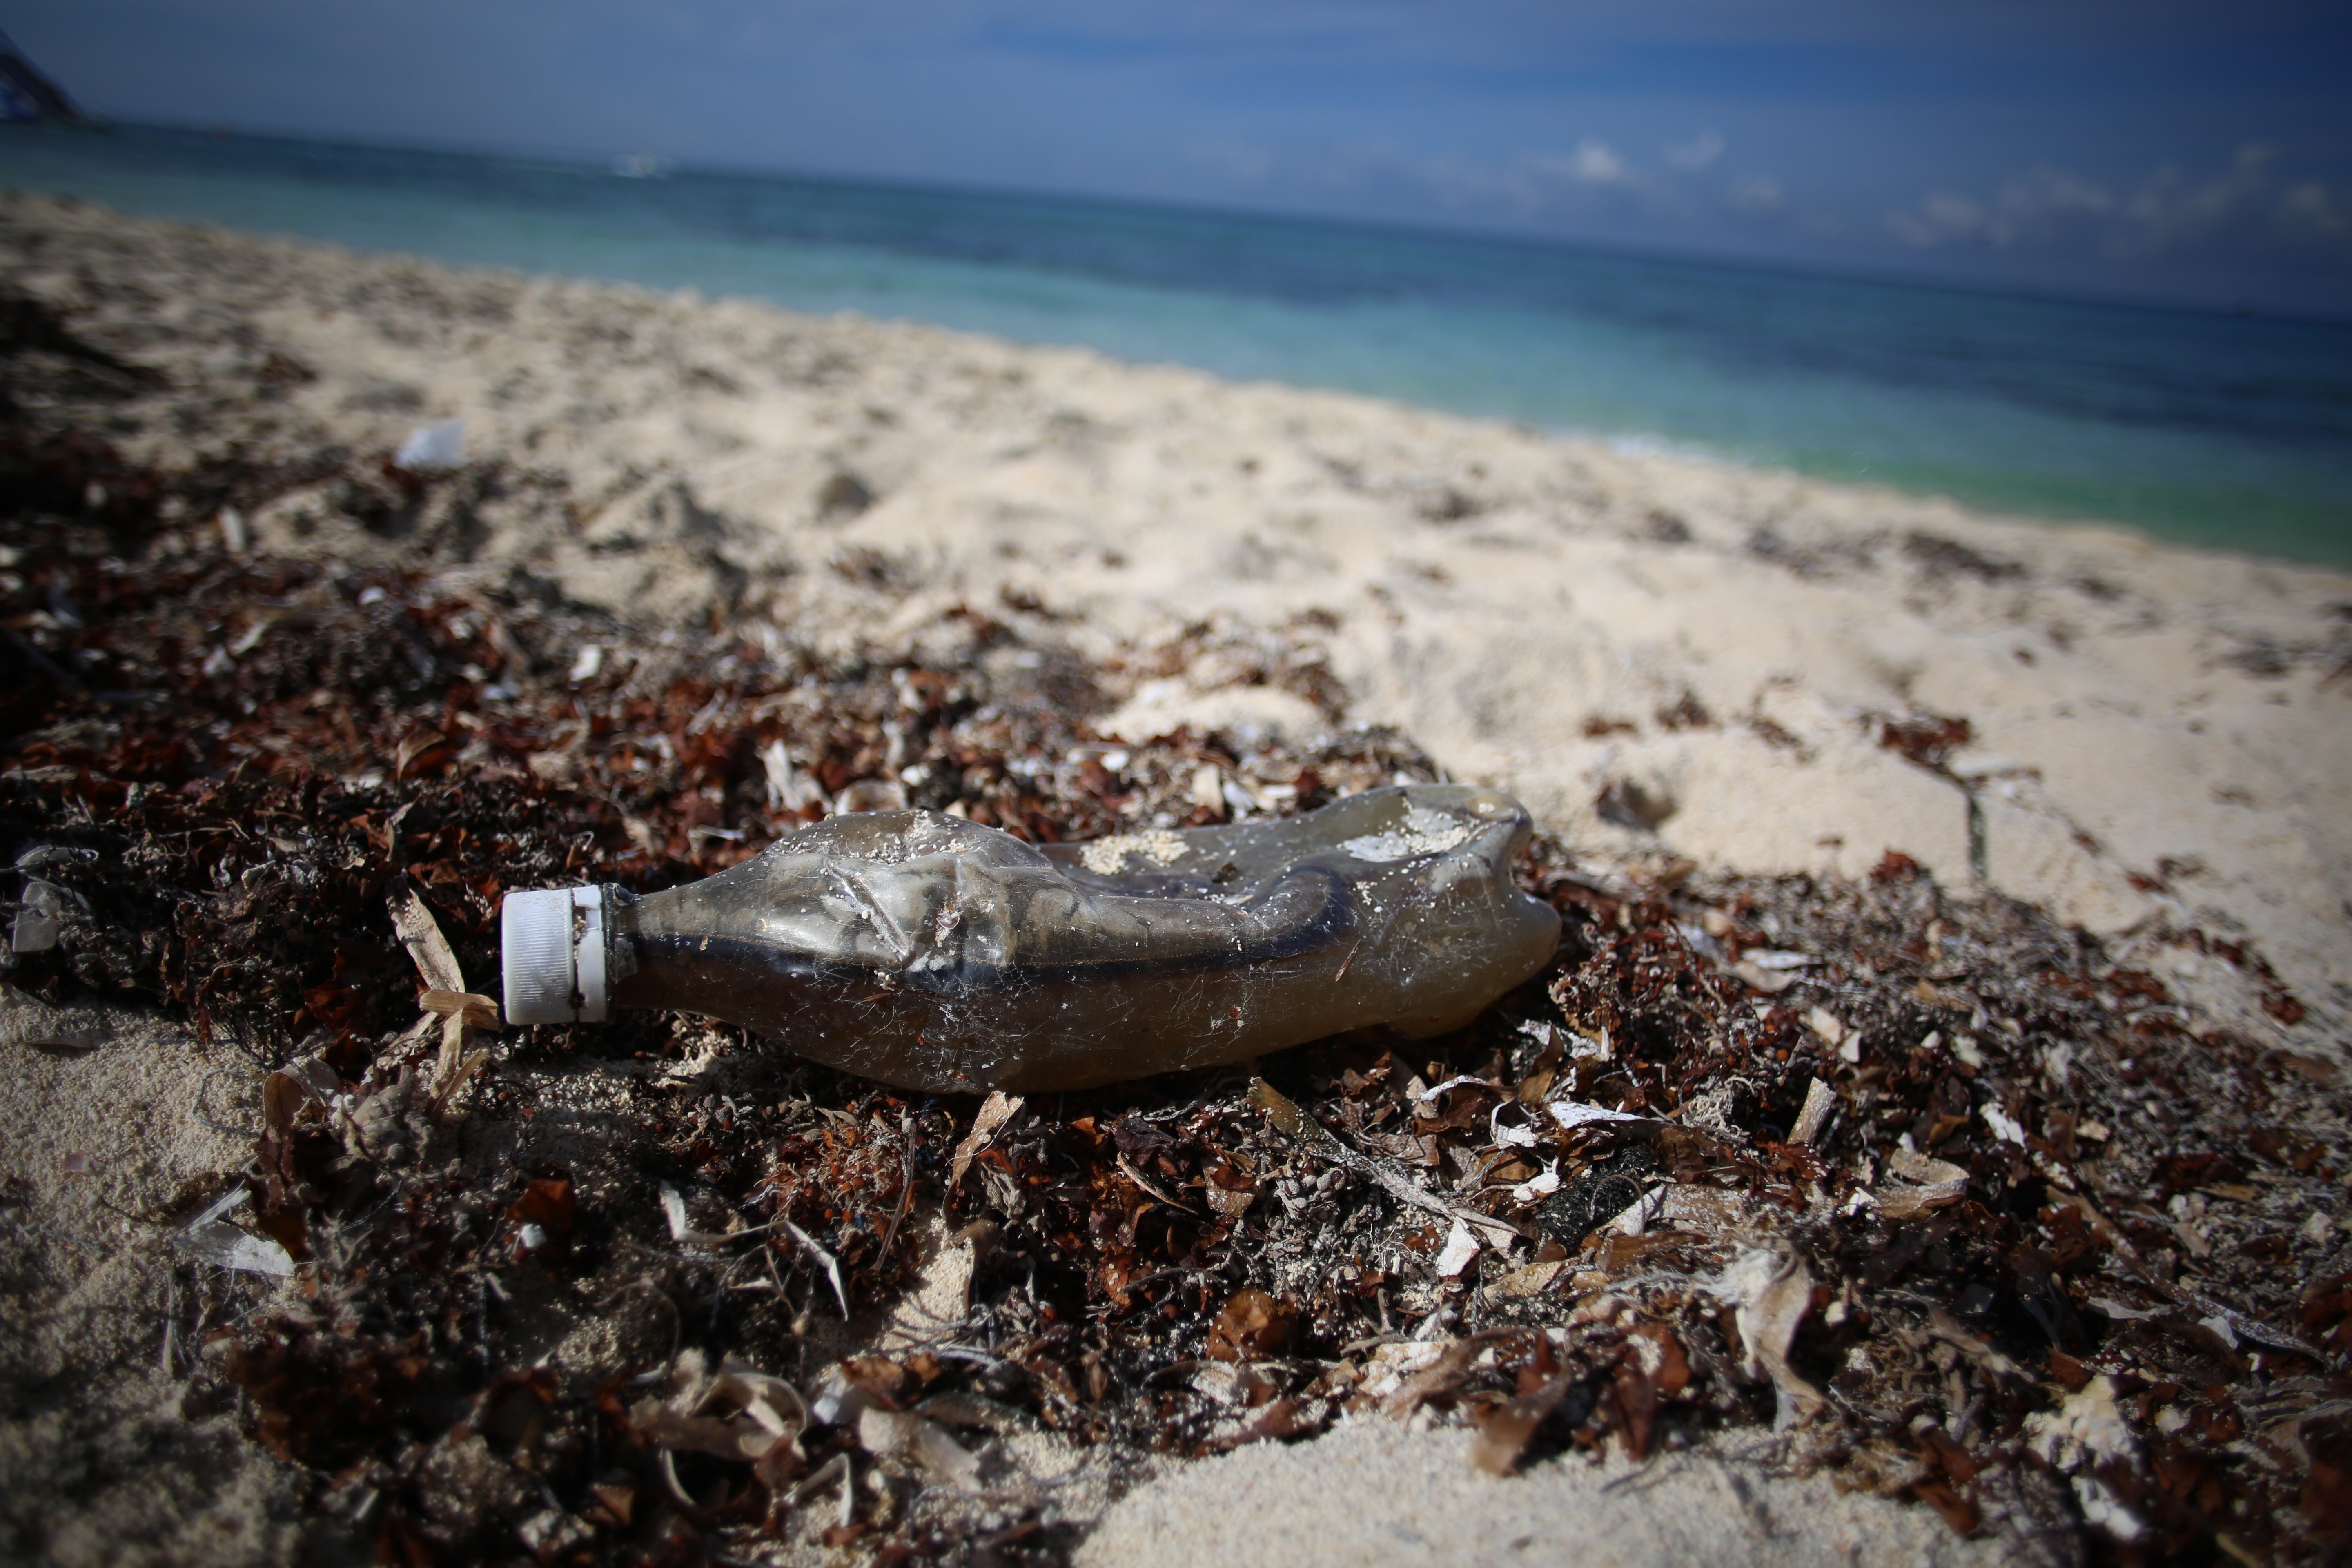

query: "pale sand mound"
xmin=1080 ymin=1418 xmax=2051 ymax=1568
xmin=7 ymin=190 xmax=2341 ymax=1051
xmin=0 ymin=997 xmax=314 ymax=1564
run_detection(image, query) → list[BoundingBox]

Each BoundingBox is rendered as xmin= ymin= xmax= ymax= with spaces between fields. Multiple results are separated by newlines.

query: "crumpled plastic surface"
xmin=606 ymin=784 xmax=1560 ymax=1092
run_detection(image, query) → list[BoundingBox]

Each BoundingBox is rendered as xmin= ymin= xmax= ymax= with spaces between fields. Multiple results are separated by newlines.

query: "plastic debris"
xmin=856 ymin=1405 xmax=982 ymax=1492
xmin=500 ymin=784 xmax=1559 ymax=1092
xmin=392 ymin=418 xmax=464 ymax=472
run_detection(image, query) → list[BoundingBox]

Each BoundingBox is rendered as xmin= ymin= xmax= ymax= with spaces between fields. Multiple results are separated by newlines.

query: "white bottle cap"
xmin=501 ymin=886 xmax=608 ymax=1025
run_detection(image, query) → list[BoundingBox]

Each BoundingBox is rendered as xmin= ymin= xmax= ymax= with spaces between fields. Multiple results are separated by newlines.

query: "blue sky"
xmin=11 ymin=0 xmax=2352 ymax=313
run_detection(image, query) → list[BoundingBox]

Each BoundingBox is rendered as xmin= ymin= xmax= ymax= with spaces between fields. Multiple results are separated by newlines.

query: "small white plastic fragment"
xmin=1731 ymin=962 xmax=1797 ymax=995
xmin=393 ymin=418 xmax=465 ymax=471
xmin=217 ymin=507 xmax=248 ymax=552
xmin=856 ymin=1406 xmax=982 ymax=1492
xmin=660 ymin=1183 xmax=689 ymax=1242
xmin=570 ymin=644 xmax=604 ymax=682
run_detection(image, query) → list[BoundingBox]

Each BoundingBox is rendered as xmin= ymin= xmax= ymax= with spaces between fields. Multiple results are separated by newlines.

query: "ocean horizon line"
xmin=74 ymin=117 xmax=2352 ymax=333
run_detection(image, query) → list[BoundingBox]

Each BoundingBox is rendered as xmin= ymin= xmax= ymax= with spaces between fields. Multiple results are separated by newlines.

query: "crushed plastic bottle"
xmin=501 ymin=784 xmax=1559 ymax=1093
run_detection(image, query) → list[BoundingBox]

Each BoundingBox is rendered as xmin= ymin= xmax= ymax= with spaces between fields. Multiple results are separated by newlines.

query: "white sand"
xmin=1079 ymin=1417 xmax=2051 ymax=1568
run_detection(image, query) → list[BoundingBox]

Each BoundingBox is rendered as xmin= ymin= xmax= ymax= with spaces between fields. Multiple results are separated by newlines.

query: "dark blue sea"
xmin=5 ymin=124 xmax=2350 ymax=566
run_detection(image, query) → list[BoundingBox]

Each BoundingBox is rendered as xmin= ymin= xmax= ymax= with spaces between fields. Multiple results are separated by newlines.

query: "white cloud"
xmin=1663 ymin=131 xmax=1724 ymax=173
xmin=1528 ymin=137 xmax=1630 ymax=186
xmin=1886 ymin=145 xmax=2350 ymax=258
xmin=1729 ymin=175 xmax=1783 ymax=212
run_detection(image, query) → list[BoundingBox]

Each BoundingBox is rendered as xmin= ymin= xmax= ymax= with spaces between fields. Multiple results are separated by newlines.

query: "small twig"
xmin=1249 ymin=1078 xmax=1520 ymax=1245
xmin=1115 ymin=1153 xmax=1197 ymax=1214
xmin=879 ymin=1109 xmax=916 ymax=1261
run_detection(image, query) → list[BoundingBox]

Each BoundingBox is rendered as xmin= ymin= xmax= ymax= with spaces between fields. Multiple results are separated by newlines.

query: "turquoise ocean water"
xmin=4 ymin=124 xmax=2349 ymax=567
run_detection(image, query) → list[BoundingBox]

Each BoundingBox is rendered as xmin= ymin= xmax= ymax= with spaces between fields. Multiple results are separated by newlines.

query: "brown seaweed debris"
xmin=2 ymin=419 xmax=2348 ymax=1565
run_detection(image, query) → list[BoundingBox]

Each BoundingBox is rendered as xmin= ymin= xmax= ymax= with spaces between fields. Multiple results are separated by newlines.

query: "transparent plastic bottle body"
xmin=521 ymin=785 xmax=1559 ymax=1094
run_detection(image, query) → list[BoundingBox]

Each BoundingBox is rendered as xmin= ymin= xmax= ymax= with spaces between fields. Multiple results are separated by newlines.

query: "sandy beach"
xmin=3 ymin=191 xmax=2348 ymax=1564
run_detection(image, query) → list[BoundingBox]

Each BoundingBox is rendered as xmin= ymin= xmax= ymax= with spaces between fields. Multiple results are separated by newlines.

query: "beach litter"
xmin=392 ymin=417 xmax=465 ymax=472
xmin=495 ymin=784 xmax=1558 ymax=1091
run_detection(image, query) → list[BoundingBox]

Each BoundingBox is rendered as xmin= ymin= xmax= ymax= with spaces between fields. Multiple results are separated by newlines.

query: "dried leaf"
xmin=419 ymin=989 xmax=501 ymax=1030
xmin=1206 ymin=1286 xmax=1295 ymax=1362
xmin=1876 ymin=1147 xmax=1969 ymax=1218
xmin=1710 ymin=1248 xmax=1823 ymax=1424
xmin=389 ymin=889 xmax=465 ymax=994
xmin=951 ymin=1090 xmax=1023 ymax=1188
